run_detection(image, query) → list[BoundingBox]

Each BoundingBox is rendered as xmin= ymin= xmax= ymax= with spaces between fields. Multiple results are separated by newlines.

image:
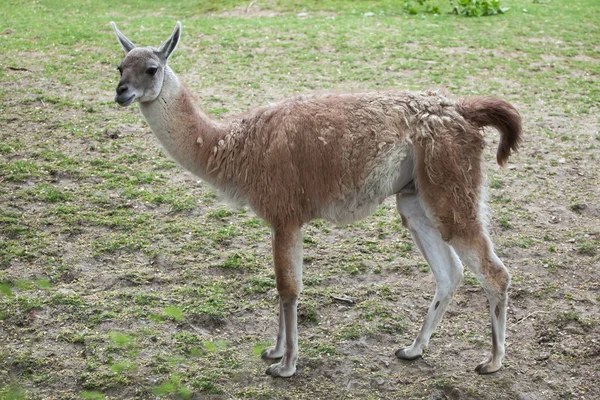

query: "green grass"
xmin=1 ymin=0 xmax=599 ymax=399
xmin=578 ymin=241 xmax=598 ymax=256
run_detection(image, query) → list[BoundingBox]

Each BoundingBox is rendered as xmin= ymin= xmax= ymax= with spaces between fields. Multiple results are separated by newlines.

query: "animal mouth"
xmin=116 ymin=94 xmax=135 ymax=107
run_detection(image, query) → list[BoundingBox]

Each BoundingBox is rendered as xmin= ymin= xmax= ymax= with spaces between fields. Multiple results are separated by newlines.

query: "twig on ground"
xmin=331 ymin=295 xmax=356 ymax=305
xmin=510 ymin=310 xmax=548 ymax=329
xmin=7 ymin=66 xmax=31 ymax=72
xmin=246 ymin=0 xmax=257 ymax=13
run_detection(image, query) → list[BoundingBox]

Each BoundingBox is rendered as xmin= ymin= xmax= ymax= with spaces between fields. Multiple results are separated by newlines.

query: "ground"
xmin=0 ymin=0 xmax=599 ymax=399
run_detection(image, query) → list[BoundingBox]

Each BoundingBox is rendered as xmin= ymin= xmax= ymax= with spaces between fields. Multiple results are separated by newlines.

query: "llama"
xmin=111 ymin=21 xmax=522 ymax=378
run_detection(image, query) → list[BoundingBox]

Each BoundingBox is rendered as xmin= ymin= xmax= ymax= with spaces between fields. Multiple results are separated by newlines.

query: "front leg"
xmin=261 ymin=299 xmax=285 ymax=360
xmin=264 ymin=225 xmax=303 ymax=378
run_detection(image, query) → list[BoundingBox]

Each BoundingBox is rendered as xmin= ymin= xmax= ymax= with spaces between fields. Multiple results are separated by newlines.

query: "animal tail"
xmin=458 ymin=97 xmax=523 ymax=167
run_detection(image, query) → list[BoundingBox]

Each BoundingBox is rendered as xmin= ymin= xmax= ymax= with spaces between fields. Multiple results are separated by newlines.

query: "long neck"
xmin=138 ymin=68 xmax=226 ymax=182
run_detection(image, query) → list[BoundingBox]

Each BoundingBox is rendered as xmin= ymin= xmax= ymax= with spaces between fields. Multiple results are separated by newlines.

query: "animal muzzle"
xmin=115 ymin=83 xmax=136 ymax=107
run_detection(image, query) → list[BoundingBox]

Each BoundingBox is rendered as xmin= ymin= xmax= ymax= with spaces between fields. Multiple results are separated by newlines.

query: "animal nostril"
xmin=117 ymin=84 xmax=128 ymax=95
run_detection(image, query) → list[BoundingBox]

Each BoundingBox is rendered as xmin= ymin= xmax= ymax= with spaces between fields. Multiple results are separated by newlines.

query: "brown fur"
xmin=111 ymin=22 xmax=523 ymax=376
xmin=202 ymin=92 xmax=409 ymax=224
xmin=411 ymin=96 xmax=522 ymax=242
xmin=472 ymin=235 xmax=511 ymax=293
xmin=161 ymin=87 xmax=523 ymax=247
xmin=201 ymin=92 xmax=521 ymax=230
xmin=458 ymin=97 xmax=523 ymax=167
xmin=272 ymin=225 xmax=303 ymax=298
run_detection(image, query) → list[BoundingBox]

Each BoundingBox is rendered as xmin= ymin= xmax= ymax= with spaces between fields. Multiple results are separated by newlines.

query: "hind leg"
xmin=410 ymin=119 xmax=510 ymax=373
xmin=395 ymin=194 xmax=464 ymax=360
xmin=450 ymin=232 xmax=510 ymax=374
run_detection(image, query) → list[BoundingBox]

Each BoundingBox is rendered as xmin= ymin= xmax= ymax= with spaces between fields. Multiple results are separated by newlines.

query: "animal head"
xmin=111 ymin=22 xmax=181 ymax=106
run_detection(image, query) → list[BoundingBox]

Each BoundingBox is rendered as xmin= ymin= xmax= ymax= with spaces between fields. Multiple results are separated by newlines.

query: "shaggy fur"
xmin=111 ymin=22 xmax=522 ymax=378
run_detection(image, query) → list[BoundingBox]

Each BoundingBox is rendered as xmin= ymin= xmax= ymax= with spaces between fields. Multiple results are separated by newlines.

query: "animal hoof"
xmin=475 ymin=360 xmax=502 ymax=374
xmin=395 ymin=347 xmax=422 ymax=361
xmin=261 ymin=346 xmax=283 ymax=361
xmin=265 ymin=362 xmax=296 ymax=378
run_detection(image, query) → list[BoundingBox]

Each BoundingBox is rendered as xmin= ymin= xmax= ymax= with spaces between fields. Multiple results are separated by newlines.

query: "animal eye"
xmin=116 ymin=66 xmax=122 ymax=75
xmin=146 ymin=67 xmax=158 ymax=76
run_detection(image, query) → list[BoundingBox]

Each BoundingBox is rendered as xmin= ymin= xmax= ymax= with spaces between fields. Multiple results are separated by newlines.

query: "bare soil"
xmin=1 ymin=7 xmax=599 ymax=400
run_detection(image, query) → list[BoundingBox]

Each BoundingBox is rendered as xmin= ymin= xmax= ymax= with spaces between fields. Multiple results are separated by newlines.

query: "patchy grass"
xmin=1 ymin=0 xmax=599 ymax=399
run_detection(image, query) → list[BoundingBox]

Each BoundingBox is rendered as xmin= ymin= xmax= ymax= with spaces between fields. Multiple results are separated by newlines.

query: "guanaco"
xmin=111 ymin=22 xmax=521 ymax=377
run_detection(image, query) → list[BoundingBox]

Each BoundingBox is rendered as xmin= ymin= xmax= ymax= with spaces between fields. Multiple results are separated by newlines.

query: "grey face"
xmin=115 ymin=48 xmax=165 ymax=106
xmin=111 ymin=22 xmax=181 ymax=107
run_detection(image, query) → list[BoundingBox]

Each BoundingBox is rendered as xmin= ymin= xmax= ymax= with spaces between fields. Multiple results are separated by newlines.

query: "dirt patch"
xmin=1 ymin=5 xmax=600 ymax=400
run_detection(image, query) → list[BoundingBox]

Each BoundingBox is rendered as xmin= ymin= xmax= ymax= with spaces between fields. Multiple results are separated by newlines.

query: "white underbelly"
xmin=320 ymin=146 xmax=414 ymax=225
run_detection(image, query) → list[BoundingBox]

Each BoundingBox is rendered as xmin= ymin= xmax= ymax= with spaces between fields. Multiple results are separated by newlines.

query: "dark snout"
xmin=115 ymin=81 xmax=135 ymax=107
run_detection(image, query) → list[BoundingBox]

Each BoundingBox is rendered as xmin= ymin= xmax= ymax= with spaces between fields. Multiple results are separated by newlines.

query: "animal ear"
xmin=156 ymin=21 xmax=181 ymax=60
xmin=111 ymin=22 xmax=136 ymax=54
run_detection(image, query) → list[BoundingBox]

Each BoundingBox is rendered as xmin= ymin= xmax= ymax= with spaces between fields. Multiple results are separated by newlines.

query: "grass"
xmin=1 ymin=0 xmax=599 ymax=399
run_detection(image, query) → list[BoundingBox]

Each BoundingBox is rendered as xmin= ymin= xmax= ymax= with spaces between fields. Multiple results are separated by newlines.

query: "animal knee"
xmin=276 ymin=276 xmax=301 ymax=299
xmin=497 ymin=266 xmax=510 ymax=293
xmin=483 ymin=260 xmax=510 ymax=295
